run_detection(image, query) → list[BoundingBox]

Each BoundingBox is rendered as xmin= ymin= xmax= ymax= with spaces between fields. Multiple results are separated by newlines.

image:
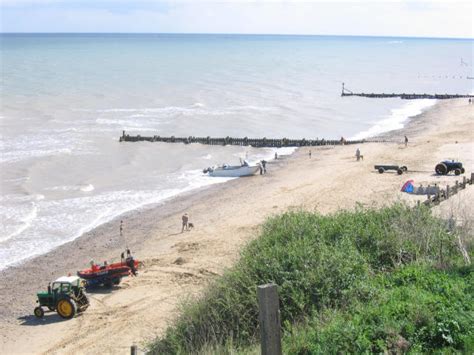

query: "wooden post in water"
xmin=258 ymin=284 xmax=282 ymax=355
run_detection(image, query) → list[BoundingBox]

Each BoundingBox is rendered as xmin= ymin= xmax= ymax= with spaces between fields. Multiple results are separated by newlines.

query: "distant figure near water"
xmin=182 ymin=213 xmax=189 ymax=232
xmin=119 ymin=220 xmax=123 ymax=236
xmin=309 ymin=150 xmax=312 ymax=158
xmin=355 ymin=148 xmax=363 ymax=161
xmin=274 ymin=152 xmax=278 ymax=160
xmin=404 ymin=135 xmax=409 ymax=147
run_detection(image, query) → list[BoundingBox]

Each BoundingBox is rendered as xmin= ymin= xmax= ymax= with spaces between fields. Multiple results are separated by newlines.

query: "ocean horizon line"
xmin=1 ymin=32 xmax=473 ymax=41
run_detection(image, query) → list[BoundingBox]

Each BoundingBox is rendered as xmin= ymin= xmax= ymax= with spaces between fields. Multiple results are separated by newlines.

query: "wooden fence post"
xmin=463 ymin=176 xmax=467 ymax=188
xmin=131 ymin=345 xmax=137 ymax=355
xmin=471 ymin=172 xmax=474 ymax=185
xmin=455 ymin=181 xmax=459 ymax=194
xmin=258 ymin=284 xmax=282 ymax=355
xmin=446 ymin=185 xmax=450 ymax=199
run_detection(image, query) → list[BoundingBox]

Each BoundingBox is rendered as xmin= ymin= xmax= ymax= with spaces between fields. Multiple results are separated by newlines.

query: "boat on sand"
xmin=77 ymin=258 xmax=139 ymax=288
xmin=203 ymin=161 xmax=260 ymax=177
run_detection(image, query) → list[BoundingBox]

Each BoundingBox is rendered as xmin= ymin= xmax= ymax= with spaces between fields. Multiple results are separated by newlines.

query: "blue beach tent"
xmin=401 ymin=180 xmax=414 ymax=193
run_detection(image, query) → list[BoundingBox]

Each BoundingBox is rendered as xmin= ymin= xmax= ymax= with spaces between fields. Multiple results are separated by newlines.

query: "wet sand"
xmin=0 ymin=99 xmax=473 ymax=354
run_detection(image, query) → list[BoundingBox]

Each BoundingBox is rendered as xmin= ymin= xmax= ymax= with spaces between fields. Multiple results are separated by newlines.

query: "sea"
xmin=1 ymin=34 xmax=472 ymax=270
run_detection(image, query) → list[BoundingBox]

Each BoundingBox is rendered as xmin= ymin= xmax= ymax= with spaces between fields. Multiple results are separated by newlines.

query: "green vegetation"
xmin=149 ymin=204 xmax=473 ymax=354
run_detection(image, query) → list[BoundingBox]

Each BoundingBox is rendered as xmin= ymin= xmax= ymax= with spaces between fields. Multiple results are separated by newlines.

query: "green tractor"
xmin=34 ymin=276 xmax=90 ymax=319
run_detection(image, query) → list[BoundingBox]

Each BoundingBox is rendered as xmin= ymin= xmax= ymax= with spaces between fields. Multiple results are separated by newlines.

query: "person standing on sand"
xmin=404 ymin=135 xmax=408 ymax=147
xmin=261 ymin=160 xmax=267 ymax=174
xmin=274 ymin=152 xmax=278 ymax=160
xmin=182 ymin=213 xmax=189 ymax=232
xmin=120 ymin=220 xmax=123 ymax=236
xmin=309 ymin=150 xmax=312 ymax=158
xmin=355 ymin=148 xmax=361 ymax=161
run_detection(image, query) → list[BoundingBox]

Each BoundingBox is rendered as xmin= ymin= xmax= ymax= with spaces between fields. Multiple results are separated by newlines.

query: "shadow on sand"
xmin=18 ymin=313 xmax=70 ymax=326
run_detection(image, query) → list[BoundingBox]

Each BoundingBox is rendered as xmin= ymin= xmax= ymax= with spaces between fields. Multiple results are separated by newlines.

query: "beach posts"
xmin=130 ymin=345 xmax=138 ymax=355
xmin=471 ymin=172 xmax=474 ymax=185
xmin=257 ymin=284 xmax=282 ymax=355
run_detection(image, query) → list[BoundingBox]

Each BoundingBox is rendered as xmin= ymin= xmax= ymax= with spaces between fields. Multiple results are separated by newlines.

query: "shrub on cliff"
xmin=148 ymin=204 xmax=471 ymax=354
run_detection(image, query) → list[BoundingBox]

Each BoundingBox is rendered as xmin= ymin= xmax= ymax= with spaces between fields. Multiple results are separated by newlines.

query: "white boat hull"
xmin=208 ymin=165 xmax=259 ymax=177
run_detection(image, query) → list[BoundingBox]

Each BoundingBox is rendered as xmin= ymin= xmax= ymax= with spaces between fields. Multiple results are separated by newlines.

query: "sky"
xmin=0 ymin=1 xmax=472 ymax=38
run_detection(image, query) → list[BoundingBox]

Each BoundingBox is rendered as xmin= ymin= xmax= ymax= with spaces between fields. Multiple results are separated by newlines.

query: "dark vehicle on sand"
xmin=374 ymin=164 xmax=408 ymax=175
xmin=435 ymin=161 xmax=465 ymax=176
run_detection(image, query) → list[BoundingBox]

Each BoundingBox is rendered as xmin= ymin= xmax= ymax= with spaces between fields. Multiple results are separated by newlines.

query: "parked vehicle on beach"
xmin=203 ymin=161 xmax=260 ymax=177
xmin=374 ymin=164 xmax=408 ymax=175
xmin=77 ymin=257 xmax=139 ymax=288
xmin=34 ymin=276 xmax=89 ymax=319
xmin=435 ymin=160 xmax=465 ymax=176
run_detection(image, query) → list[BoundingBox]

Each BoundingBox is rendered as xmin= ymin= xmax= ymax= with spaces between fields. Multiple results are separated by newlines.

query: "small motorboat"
xmin=77 ymin=256 xmax=140 ymax=288
xmin=203 ymin=160 xmax=260 ymax=177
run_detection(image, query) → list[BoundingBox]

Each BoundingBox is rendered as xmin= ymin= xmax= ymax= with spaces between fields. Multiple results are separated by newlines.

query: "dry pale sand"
xmin=0 ymin=99 xmax=473 ymax=354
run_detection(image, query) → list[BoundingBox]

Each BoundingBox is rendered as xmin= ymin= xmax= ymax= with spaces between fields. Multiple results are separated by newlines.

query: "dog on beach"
xmin=188 ymin=222 xmax=194 ymax=230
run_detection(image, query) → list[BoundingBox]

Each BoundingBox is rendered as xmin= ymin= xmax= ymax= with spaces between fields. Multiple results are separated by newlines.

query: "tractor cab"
xmin=34 ymin=275 xmax=89 ymax=319
xmin=51 ymin=276 xmax=81 ymax=293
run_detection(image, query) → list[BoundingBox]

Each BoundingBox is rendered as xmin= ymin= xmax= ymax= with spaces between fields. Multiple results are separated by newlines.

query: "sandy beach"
xmin=0 ymin=99 xmax=472 ymax=354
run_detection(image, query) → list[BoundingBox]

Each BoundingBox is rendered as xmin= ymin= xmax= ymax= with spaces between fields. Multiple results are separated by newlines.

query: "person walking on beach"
xmin=274 ymin=152 xmax=278 ymax=160
xmin=182 ymin=213 xmax=189 ymax=233
xmin=309 ymin=150 xmax=312 ymax=158
xmin=404 ymin=135 xmax=409 ymax=147
xmin=355 ymin=148 xmax=361 ymax=161
xmin=261 ymin=160 xmax=267 ymax=174
xmin=119 ymin=220 xmax=124 ymax=236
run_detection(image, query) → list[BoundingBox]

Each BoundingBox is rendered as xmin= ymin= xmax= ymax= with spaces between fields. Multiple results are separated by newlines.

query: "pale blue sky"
xmin=0 ymin=1 xmax=472 ymax=38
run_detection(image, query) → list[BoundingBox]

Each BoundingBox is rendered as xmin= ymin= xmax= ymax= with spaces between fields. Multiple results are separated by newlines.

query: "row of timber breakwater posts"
xmin=341 ymin=83 xmax=474 ymax=100
xmin=119 ymin=131 xmax=375 ymax=147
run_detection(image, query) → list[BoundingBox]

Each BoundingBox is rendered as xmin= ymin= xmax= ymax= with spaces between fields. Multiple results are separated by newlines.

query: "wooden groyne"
xmin=420 ymin=172 xmax=473 ymax=208
xmin=119 ymin=131 xmax=376 ymax=147
xmin=341 ymin=83 xmax=474 ymax=100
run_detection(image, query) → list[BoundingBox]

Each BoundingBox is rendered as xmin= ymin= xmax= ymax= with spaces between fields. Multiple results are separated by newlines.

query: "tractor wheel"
xmin=378 ymin=168 xmax=385 ymax=174
xmin=34 ymin=307 xmax=44 ymax=318
xmin=112 ymin=278 xmax=121 ymax=285
xmin=435 ymin=163 xmax=447 ymax=175
xmin=56 ymin=298 xmax=77 ymax=319
xmin=461 ymin=168 xmax=465 ymax=174
xmin=455 ymin=168 xmax=461 ymax=176
xmin=401 ymin=166 xmax=408 ymax=172
xmin=397 ymin=168 xmax=403 ymax=175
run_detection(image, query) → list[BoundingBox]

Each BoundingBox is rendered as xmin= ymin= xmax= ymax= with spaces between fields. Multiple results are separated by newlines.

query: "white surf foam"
xmin=80 ymin=184 xmax=94 ymax=192
xmin=350 ymin=99 xmax=437 ymax=140
xmin=0 ymin=170 xmax=236 ymax=271
xmin=0 ymin=195 xmax=40 ymax=243
xmin=45 ymin=184 xmax=95 ymax=193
